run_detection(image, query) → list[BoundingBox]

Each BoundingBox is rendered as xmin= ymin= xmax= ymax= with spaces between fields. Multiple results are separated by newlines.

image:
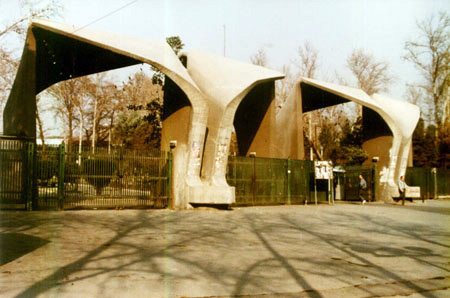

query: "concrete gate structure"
xmin=4 ymin=19 xmax=419 ymax=206
xmin=274 ymin=78 xmax=421 ymax=202
xmin=2 ymin=19 xmax=283 ymax=208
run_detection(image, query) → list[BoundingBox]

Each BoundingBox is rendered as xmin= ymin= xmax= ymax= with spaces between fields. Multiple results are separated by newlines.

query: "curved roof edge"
xmin=31 ymin=18 xmax=201 ymax=94
xmin=298 ymin=77 xmax=420 ymax=141
xmin=183 ymin=49 xmax=284 ymax=106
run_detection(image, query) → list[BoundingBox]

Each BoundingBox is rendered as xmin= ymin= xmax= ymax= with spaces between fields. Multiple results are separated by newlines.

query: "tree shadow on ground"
xmin=0 ymin=205 xmax=448 ymax=298
xmin=382 ymin=202 xmax=450 ymax=216
xmin=0 ymin=233 xmax=50 ymax=265
xmin=280 ymin=210 xmax=447 ymax=298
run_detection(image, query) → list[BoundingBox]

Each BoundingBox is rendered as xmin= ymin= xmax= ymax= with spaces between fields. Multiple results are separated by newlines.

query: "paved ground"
xmin=0 ymin=200 xmax=449 ymax=298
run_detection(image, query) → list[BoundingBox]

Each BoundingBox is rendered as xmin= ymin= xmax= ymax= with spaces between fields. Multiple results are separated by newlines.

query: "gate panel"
xmin=227 ymin=156 xmax=254 ymax=205
xmin=227 ymin=156 xmax=312 ymax=206
xmin=436 ymin=168 xmax=450 ymax=197
xmin=290 ymin=159 xmax=312 ymax=203
xmin=254 ymin=157 xmax=286 ymax=205
xmin=344 ymin=166 xmax=374 ymax=201
xmin=35 ymin=145 xmax=60 ymax=209
xmin=405 ymin=167 xmax=431 ymax=200
xmin=62 ymin=148 xmax=169 ymax=209
xmin=0 ymin=138 xmax=28 ymax=209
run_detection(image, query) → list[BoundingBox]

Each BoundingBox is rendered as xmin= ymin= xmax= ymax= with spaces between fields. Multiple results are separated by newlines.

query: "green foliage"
xmin=318 ymin=116 xmax=368 ymax=166
xmin=127 ymin=101 xmax=162 ymax=149
xmin=151 ymin=36 xmax=185 ymax=86
xmin=412 ymin=119 xmax=440 ymax=167
xmin=82 ymin=158 xmax=117 ymax=195
xmin=166 ymin=36 xmax=185 ymax=55
xmin=331 ymin=146 xmax=368 ymax=166
xmin=318 ymin=121 xmax=340 ymax=159
xmin=341 ymin=117 xmax=364 ymax=147
xmin=438 ymin=124 xmax=450 ymax=167
xmin=123 ymin=35 xmax=184 ymax=149
xmin=114 ymin=110 xmax=155 ymax=149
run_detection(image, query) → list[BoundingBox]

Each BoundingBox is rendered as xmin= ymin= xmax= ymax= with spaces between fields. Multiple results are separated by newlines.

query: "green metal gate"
xmin=226 ymin=156 xmax=312 ymax=206
xmin=0 ymin=138 xmax=33 ymax=209
xmin=405 ymin=167 xmax=450 ymax=200
xmin=343 ymin=165 xmax=375 ymax=201
xmin=0 ymin=137 xmax=172 ymax=210
xmin=59 ymin=147 xmax=171 ymax=209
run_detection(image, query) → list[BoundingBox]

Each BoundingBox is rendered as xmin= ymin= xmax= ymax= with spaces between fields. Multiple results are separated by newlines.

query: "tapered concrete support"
xmin=274 ymin=82 xmax=304 ymax=159
xmin=277 ymin=77 xmax=420 ymax=201
xmin=182 ymin=50 xmax=284 ymax=204
xmin=3 ymin=28 xmax=37 ymax=138
xmin=369 ymin=93 xmax=420 ymax=201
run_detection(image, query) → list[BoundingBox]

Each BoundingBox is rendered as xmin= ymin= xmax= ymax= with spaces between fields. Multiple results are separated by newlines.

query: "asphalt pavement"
xmin=1 ymin=200 xmax=449 ymax=297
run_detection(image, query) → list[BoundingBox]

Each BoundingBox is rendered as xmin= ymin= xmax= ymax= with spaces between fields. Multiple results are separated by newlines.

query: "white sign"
xmin=315 ymin=161 xmax=333 ymax=179
xmin=405 ymin=186 xmax=421 ymax=198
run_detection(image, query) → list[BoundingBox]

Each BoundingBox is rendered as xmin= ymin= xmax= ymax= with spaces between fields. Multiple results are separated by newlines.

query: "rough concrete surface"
xmin=0 ymin=200 xmax=449 ymax=297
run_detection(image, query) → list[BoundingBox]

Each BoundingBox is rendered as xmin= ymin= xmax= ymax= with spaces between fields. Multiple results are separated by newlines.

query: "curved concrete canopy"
xmin=181 ymin=50 xmax=284 ymax=204
xmin=277 ymin=77 xmax=420 ymax=201
xmin=3 ymin=19 xmax=209 ymax=207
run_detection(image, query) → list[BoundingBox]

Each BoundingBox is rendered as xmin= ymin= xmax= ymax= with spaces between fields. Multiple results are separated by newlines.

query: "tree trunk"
xmin=36 ymin=108 xmax=46 ymax=151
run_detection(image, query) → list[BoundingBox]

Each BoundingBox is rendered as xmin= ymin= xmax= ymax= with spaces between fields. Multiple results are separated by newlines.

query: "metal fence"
xmin=0 ymin=138 xmax=172 ymax=210
xmin=0 ymin=139 xmax=31 ymax=209
xmin=2 ymin=136 xmax=449 ymax=210
xmin=436 ymin=168 xmax=450 ymax=197
xmin=226 ymin=156 xmax=313 ymax=206
xmin=343 ymin=165 xmax=375 ymax=201
xmin=405 ymin=167 xmax=450 ymax=199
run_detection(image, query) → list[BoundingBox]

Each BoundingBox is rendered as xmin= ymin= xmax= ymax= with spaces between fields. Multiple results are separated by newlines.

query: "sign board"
xmin=405 ymin=186 xmax=421 ymax=198
xmin=314 ymin=161 xmax=333 ymax=179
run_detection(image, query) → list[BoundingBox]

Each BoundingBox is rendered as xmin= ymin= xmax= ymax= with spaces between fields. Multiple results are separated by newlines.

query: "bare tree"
xmin=293 ymin=41 xmax=319 ymax=79
xmin=0 ymin=48 xmax=19 ymax=112
xmin=275 ymin=64 xmax=295 ymax=108
xmin=0 ymin=0 xmax=62 ymax=132
xmin=347 ymin=48 xmax=393 ymax=96
xmin=0 ymin=0 xmax=62 ymax=38
xmin=405 ymin=85 xmax=428 ymax=114
xmin=250 ymin=47 xmax=268 ymax=67
xmin=292 ymin=41 xmax=321 ymax=160
xmin=85 ymin=73 xmax=123 ymax=152
xmin=404 ymin=11 xmax=449 ymax=132
xmin=114 ymin=72 xmax=163 ymax=149
xmin=46 ymin=77 xmax=89 ymax=152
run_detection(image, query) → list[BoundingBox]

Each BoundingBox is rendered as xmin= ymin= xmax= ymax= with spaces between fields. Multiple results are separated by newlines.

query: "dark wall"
xmin=362 ymin=106 xmax=392 ymax=140
xmin=162 ymin=76 xmax=191 ymax=120
xmin=234 ymin=81 xmax=274 ymax=156
xmin=300 ymin=82 xmax=349 ymax=112
xmin=33 ymin=27 xmax=141 ymax=93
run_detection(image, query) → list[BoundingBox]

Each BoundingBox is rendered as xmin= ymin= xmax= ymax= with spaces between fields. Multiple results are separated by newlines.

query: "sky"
xmin=1 ymin=0 xmax=449 ymax=135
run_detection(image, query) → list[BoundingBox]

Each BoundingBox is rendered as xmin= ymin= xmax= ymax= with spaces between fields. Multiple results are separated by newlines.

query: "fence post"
xmin=167 ymin=151 xmax=173 ymax=209
xmin=373 ymin=163 xmax=378 ymax=202
xmin=252 ymin=156 xmax=256 ymax=206
xmin=432 ymin=167 xmax=437 ymax=199
xmin=287 ymin=159 xmax=291 ymax=205
xmin=25 ymin=142 xmax=34 ymax=211
xmin=58 ymin=144 xmax=65 ymax=210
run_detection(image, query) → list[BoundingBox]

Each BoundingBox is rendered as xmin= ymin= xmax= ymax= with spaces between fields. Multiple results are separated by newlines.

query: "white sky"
xmin=1 ymin=0 xmax=449 ymax=135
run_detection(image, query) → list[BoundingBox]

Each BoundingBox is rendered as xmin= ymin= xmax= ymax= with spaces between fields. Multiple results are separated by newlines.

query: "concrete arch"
xmin=276 ymin=77 xmax=420 ymax=201
xmin=181 ymin=50 xmax=284 ymax=204
xmin=2 ymin=19 xmax=209 ymax=207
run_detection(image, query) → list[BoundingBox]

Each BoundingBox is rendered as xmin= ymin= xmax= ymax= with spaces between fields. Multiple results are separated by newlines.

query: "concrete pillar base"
xmin=187 ymin=185 xmax=236 ymax=205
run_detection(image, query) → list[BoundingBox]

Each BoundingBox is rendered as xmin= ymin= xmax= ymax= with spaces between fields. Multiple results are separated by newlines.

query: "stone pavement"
xmin=0 ymin=200 xmax=449 ymax=297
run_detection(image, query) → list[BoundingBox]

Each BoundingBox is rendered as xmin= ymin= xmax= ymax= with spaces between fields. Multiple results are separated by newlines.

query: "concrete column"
xmin=3 ymin=28 xmax=37 ymax=139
